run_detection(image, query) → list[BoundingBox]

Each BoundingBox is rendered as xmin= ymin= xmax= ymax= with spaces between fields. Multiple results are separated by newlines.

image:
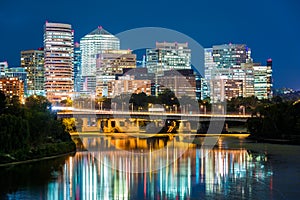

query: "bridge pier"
xmin=178 ymin=120 xmax=191 ymax=133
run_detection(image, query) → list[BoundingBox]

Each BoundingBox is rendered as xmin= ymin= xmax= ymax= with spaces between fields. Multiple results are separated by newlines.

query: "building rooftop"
xmin=88 ymin=26 xmax=114 ymax=36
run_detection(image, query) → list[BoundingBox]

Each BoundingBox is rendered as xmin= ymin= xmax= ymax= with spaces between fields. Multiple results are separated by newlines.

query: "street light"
xmin=173 ymin=104 xmax=177 ymax=113
xmin=218 ymin=104 xmax=224 ymax=114
xmin=200 ymin=104 xmax=207 ymax=115
xmin=130 ymin=103 xmax=134 ymax=112
xmin=240 ymin=105 xmax=245 ymax=115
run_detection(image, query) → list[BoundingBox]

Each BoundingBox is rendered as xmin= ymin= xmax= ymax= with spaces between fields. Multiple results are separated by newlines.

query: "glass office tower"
xmin=80 ymin=26 xmax=120 ymax=93
xmin=21 ymin=49 xmax=44 ymax=96
xmin=44 ymin=22 xmax=74 ymax=104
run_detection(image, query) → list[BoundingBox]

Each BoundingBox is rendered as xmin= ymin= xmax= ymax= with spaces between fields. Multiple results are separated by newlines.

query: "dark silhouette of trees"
xmin=248 ymin=100 xmax=300 ymax=139
xmin=0 ymin=94 xmax=72 ymax=155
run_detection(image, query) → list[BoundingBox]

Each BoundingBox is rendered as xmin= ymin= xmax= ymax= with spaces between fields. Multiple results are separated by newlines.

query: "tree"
xmin=130 ymin=92 xmax=148 ymax=111
xmin=158 ymin=89 xmax=179 ymax=107
xmin=25 ymin=95 xmax=51 ymax=111
xmin=0 ymin=91 xmax=6 ymax=114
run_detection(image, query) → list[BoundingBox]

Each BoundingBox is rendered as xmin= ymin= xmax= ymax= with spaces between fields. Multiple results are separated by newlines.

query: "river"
xmin=1 ymin=135 xmax=300 ymax=200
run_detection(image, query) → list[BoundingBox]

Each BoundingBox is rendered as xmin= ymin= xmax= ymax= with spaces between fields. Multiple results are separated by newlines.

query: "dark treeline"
xmin=247 ymin=98 xmax=300 ymax=140
xmin=226 ymin=95 xmax=300 ymax=140
xmin=0 ymin=91 xmax=75 ymax=163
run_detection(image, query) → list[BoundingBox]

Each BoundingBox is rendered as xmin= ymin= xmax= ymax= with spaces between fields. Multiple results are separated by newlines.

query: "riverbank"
xmin=246 ymin=135 xmax=300 ymax=145
xmin=0 ymin=141 xmax=76 ymax=166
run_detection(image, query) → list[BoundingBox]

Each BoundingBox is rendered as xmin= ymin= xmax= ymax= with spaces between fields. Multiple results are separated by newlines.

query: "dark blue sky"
xmin=0 ymin=0 xmax=299 ymax=89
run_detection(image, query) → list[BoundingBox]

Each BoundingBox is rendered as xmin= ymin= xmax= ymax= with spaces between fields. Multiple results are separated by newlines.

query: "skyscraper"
xmin=80 ymin=26 xmax=120 ymax=93
xmin=203 ymin=43 xmax=273 ymax=102
xmin=212 ymin=44 xmax=252 ymax=69
xmin=44 ymin=22 xmax=74 ymax=104
xmin=146 ymin=42 xmax=191 ymax=74
xmin=253 ymin=59 xmax=273 ymax=99
xmin=204 ymin=44 xmax=255 ymax=102
xmin=21 ymin=49 xmax=44 ymax=96
xmin=73 ymin=43 xmax=82 ymax=93
xmin=0 ymin=61 xmax=8 ymax=77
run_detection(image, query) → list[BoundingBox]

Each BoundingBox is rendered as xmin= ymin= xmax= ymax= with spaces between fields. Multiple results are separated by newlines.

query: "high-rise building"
xmin=73 ymin=42 xmax=82 ymax=93
xmin=253 ymin=59 xmax=273 ymax=100
xmin=212 ymin=44 xmax=252 ymax=69
xmin=204 ymin=45 xmax=273 ymax=102
xmin=0 ymin=77 xmax=24 ymax=102
xmin=20 ymin=49 xmax=44 ymax=96
xmin=0 ymin=61 xmax=8 ymax=77
xmin=5 ymin=67 xmax=27 ymax=96
xmin=44 ymin=22 xmax=74 ymax=104
xmin=96 ymin=50 xmax=136 ymax=97
xmin=80 ymin=26 xmax=120 ymax=93
xmin=202 ymin=43 xmax=274 ymax=102
xmin=201 ymin=48 xmax=215 ymax=100
xmin=146 ymin=42 xmax=191 ymax=75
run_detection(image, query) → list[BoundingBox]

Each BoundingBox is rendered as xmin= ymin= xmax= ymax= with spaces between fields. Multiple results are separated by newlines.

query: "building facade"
xmin=157 ymin=69 xmax=198 ymax=98
xmin=253 ymin=59 xmax=273 ymax=99
xmin=80 ymin=26 xmax=120 ymax=93
xmin=44 ymin=22 xmax=74 ymax=104
xmin=73 ymin=43 xmax=82 ymax=93
xmin=146 ymin=42 xmax=191 ymax=75
xmin=5 ymin=67 xmax=27 ymax=96
xmin=212 ymin=44 xmax=252 ymax=69
xmin=109 ymin=75 xmax=151 ymax=97
xmin=0 ymin=61 xmax=8 ymax=77
xmin=96 ymin=50 xmax=136 ymax=97
xmin=202 ymin=44 xmax=272 ymax=102
xmin=21 ymin=49 xmax=44 ymax=96
xmin=0 ymin=77 xmax=24 ymax=102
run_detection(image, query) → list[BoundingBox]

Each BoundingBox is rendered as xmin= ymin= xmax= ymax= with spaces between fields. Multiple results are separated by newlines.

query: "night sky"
xmin=0 ymin=0 xmax=299 ymax=90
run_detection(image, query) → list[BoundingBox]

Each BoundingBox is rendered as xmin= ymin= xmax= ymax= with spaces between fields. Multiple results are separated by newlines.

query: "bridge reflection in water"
xmin=46 ymin=136 xmax=273 ymax=200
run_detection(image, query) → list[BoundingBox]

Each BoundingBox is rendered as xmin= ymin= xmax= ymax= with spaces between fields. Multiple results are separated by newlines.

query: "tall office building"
xmin=146 ymin=42 xmax=191 ymax=75
xmin=253 ymin=59 xmax=273 ymax=100
xmin=203 ymin=43 xmax=273 ymax=102
xmin=204 ymin=44 xmax=255 ymax=102
xmin=96 ymin=50 xmax=136 ymax=97
xmin=0 ymin=61 xmax=8 ymax=77
xmin=212 ymin=44 xmax=252 ymax=69
xmin=73 ymin=42 xmax=82 ymax=93
xmin=80 ymin=26 xmax=120 ymax=93
xmin=21 ymin=49 xmax=44 ymax=96
xmin=201 ymin=48 xmax=215 ymax=100
xmin=44 ymin=22 xmax=74 ymax=104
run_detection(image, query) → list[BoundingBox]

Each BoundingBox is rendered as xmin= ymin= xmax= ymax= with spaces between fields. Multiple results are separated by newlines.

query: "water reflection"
xmin=2 ymin=137 xmax=275 ymax=200
xmin=56 ymin=137 xmax=273 ymax=199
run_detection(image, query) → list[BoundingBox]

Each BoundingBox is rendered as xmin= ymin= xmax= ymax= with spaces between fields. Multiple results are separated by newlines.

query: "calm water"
xmin=1 ymin=136 xmax=300 ymax=200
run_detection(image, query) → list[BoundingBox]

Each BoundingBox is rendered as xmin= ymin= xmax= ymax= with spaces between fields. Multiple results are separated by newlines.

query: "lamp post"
xmin=218 ymin=104 xmax=224 ymax=114
xmin=173 ymin=104 xmax=177 ymax=113
xmin=131 ymin=103 xmax=134 ymax=112
xmin=240 ymin=105 xmax=245 ymax=115
xmin=200 ymin=105 xmax=207 ymax=115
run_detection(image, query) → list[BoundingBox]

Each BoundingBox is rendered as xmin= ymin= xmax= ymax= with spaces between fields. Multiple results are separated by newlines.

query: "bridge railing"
xmin=57 ymin=109 xmax=251 ymax=118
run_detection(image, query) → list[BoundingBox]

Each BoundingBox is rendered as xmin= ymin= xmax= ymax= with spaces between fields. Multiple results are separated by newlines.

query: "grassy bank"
xmin=0 ymin=141 xmax=76 ymax=165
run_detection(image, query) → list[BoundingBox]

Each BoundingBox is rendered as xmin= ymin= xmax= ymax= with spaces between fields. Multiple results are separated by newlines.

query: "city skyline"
xmin=0 ymin=0 xmax=299 ymax=90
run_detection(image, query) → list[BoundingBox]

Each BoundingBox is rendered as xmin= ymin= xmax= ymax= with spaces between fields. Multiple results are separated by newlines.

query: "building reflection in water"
xmin=48 ymin=137 xmax=273 ymax=200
